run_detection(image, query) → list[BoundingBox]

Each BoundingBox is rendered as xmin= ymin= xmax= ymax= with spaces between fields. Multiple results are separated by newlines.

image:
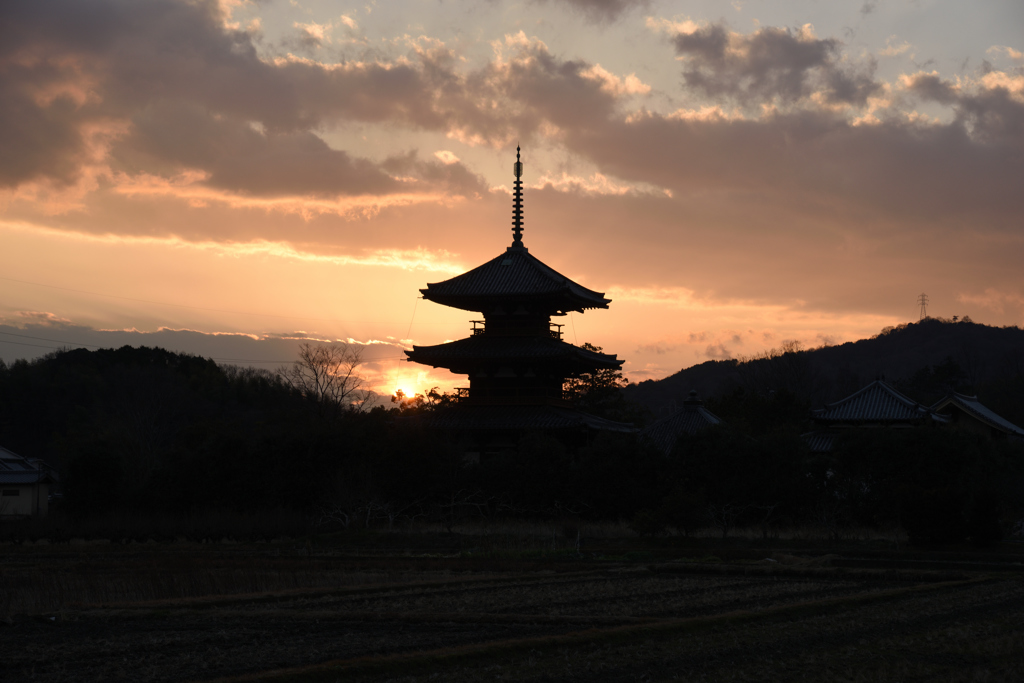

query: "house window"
xmin=2 ymin=489 xmax=19 ymax=497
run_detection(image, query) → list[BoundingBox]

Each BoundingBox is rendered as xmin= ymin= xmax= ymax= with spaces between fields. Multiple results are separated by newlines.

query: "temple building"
xmin=930 ymin=392 xmax=1024 ymax=440
xmin=405 ymin=148 xmax=633 ymax=455
xmin=641 ymin=391 xmax=723 ymax=455
xmin=802 ymin=379 xmax=949 ymax=452
xmin=802 ymin=379 xmax=1024 ymax=452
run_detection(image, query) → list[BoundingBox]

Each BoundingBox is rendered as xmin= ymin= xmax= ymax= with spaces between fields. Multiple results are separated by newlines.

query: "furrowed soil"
xmin=3 ymin=534 xmax=1023 ymax=682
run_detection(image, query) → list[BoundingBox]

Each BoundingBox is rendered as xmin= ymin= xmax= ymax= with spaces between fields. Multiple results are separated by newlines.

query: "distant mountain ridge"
xmin=623 ymin=318 xmax=1024 ymax=425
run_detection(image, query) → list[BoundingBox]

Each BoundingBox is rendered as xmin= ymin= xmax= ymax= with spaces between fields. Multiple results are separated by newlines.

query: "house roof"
xmin=811 ymin=380 xmax=947 ymax=425
xmin=0 ymin=471 xmax=53 ymax=485
xmin=406 ymin=334 xmax=622 ymax=372
xmin=421 ymin=246 xmax=611 ymax=313
xmin=931 ymin=392 xmax=1024 ymax=438
xmin=0 ymin=446 xmax=57 ymax=483
xmin=420 ymin=404 xmax=636 ymax=433
xmin=641 ymin=394 xmax=723 ymax=454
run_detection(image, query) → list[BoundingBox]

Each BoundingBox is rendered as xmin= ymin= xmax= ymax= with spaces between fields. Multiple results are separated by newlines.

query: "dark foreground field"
xmin=3 ymin=532 xmax=1024 ymax=682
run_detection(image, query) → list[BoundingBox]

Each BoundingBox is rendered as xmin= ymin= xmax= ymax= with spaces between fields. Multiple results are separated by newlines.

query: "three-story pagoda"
xmin=406 ymin=148 xmax=633 ymax=444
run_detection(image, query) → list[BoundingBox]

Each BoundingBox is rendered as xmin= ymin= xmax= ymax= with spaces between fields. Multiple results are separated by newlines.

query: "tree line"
xmin=1 ymin=343 xmax=1021 ymax=545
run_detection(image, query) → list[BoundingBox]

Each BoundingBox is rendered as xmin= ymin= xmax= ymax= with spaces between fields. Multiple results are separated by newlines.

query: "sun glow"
xmin=393 ymin=384 xmax=417 ymax=400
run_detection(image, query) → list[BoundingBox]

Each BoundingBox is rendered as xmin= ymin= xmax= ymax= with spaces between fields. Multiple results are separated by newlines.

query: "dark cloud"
xmin=381 ymin=151 xmax=487 ymax=197
xmin=0 ymin=0 xmax=482 ymax=195
xmin=0 ymin=0 xmax=610 ymax=196
xmin=704 ymin=343 xmax=732 ymax=359
xmin=672 ymin=23 xmax=881 ymax=106
xmin=561 ymin=105 xmax=1023 ymax=229
xmin=538 ymin=0 xmax=649 ymax=22
xmin=4 ymin=0 xmax=1023 ymax=313
xmin=907 ymin=72 xmax=1024 ymax=144
xmin=112 ymin=103 xmax=401 ymax=196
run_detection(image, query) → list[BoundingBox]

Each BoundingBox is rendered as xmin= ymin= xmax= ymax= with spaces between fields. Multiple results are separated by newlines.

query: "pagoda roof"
xmin=931 ymin=392 xmax=1024 ymax=438
xmin=421 ymin=404 xmax=636 ymax=433
xmin=811 ymin=380 xmax=948 ymax=425
xmin=406 ymin=335 xmax=622 ymax=372
xmin=641 ymin=395 xmax=723 ymax=454
xmin=421 ymin=246 xmax=611 ymax=313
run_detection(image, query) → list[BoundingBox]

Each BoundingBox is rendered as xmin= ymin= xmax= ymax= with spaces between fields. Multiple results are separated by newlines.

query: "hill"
xmin=623 ymin=318 xmax=1024 ymax=425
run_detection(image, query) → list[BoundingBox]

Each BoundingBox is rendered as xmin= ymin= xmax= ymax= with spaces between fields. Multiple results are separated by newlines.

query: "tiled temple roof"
xmin=811 ymin=380 xmax=947 ymax=425
xmin=931 ymin=392 xmax=1024 ymax=438
xmin=421 ymin=246 xmax=610 ymax=313
xmin=641 ymin=395 xmax=723 ymax=454
xmin=406 ymin=335 xmax=622 ymax=372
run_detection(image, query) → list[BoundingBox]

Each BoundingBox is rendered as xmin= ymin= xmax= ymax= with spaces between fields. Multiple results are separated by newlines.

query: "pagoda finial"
xmin=511 ymin=145 xmax=524 ymax=248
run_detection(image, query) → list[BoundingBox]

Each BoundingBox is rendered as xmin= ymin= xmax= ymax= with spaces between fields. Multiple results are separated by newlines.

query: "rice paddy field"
xmin=3 ymin=530 xmax=1024 ymax=682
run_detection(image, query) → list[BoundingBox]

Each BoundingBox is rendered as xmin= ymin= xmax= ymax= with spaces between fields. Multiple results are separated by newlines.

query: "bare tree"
xmin=282 ymin=342 xmax=369 ymax=416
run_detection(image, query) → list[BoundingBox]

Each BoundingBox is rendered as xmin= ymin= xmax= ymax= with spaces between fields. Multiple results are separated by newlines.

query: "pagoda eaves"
xmin=421 ymin=245 xmax=610 ymax=315
xmin=406 ymin=333 xmax=623 ymax=375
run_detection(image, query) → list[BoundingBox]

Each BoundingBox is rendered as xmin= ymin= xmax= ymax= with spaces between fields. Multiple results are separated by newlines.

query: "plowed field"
xmin=3 ymin=539 xmax=1023 ymax=682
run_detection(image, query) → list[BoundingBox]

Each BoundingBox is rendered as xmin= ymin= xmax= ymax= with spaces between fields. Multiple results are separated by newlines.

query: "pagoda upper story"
xmin=406 ymin=147 xmax=624 ymax=411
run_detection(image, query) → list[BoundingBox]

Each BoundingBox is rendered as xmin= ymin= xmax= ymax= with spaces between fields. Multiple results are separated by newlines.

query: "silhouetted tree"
xmin=563 ymin=343 xmax=649 ymax=424
xmin=282 ymin=342 xmax=369 ymax=417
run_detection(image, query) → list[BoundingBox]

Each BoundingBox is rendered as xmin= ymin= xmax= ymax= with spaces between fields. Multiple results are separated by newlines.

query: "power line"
xmin=917 ymin=292 xmax=929 ymax=320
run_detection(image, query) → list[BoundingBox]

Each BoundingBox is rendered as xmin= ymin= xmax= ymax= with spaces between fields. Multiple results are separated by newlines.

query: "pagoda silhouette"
xmin=406 ymin=147 xmax=633 ymax=456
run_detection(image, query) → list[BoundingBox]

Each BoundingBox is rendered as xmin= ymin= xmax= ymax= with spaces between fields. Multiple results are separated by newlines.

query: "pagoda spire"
xmin=512 ymin=145 xmax=524 ymax=248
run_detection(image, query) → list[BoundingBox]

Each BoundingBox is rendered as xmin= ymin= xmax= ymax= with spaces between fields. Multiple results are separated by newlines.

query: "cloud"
xmin=3 ymin=0 xmax=1024 ymax=334
xmin=668 ymin=21 xmax=881 ymax=107
xmin=704 ymin=342 xmax=733 ymax=359
xmin=538 ymin=0 xmax=649 ymax=22
xmin=0 ymin=2 xmax=643 ymax=208
xmin=987 ymin=45 xmax=1024 ymax=62
xmin=111 ymin=104 xmax=405 ymax=197
xmin=561 ymin=102 xmax=1024 ymax=231
xmin=905 ymin=69 xmax=1024 ymax=143
xmin=292 ymin=21 xmax=331 ymax=50
xmin=0 ymin=317 xmax=442 ymax=395
xmin=434 ymin=150 xmax=460 ymax=165
xmin=13 ymin=311 xmax=73 ymax=326
xmin=955 ymin=288 xmax=1024 ymax=315
xmin=879 ymin=36 xmax=911 ymax=57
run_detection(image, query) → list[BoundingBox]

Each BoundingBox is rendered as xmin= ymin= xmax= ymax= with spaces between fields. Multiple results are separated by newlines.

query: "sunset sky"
xmin=2 ymin=0 xmax=1022 ymax=398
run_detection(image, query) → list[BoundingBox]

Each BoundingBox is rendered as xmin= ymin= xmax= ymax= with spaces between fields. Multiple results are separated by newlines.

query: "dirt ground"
xmin=3 ymin=537 xmax=1023 ymax=682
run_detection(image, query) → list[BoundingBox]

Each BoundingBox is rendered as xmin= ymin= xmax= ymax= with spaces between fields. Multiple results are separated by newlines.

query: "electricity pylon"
xmin=917 ymin=293 xmax=929 ymax=320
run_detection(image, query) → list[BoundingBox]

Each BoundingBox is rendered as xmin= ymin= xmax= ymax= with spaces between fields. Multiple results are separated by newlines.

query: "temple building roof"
xmin=931 ymin=392 xmax=1024 ymax=438
xmin=420 ymin=245 xmax=611 ymax=314
xmin=811 ymin=380 xmax=948 ymax=425
xmin=641 ymin=391 xmax=723 ymax=454
xmin=406 ymin=334 xmax=622 ymax=372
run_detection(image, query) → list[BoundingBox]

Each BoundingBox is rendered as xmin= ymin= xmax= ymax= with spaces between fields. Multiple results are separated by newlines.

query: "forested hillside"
xmin=624 ymin=318 xmax=1024 ymax=426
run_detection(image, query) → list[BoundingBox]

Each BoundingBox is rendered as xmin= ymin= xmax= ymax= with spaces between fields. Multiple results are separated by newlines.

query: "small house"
xmin=0 ymin=446 xmax=57 ymax=518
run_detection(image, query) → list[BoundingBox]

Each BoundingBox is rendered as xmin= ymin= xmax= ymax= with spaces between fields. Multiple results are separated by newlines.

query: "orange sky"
xmin=2 ymin=0 xmax=1022 ymax=400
